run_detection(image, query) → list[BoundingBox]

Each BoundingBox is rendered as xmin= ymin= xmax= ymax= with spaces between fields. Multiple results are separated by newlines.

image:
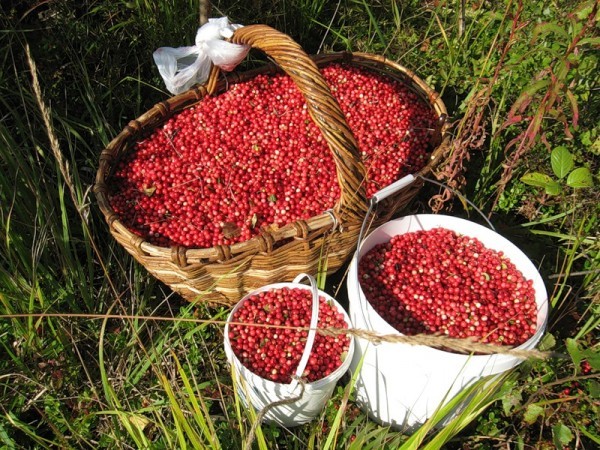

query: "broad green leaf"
xmin=552 ymin=423 xmax=573 ymax=448
xmin=523 ymin=404 xmax=544 ymax=424
xmin=551 ymin=146 xmax=574 ymax=179
xmin=567 ymin=167 xmax=594 ymax=188
xmin=520 ymin=172 xmax=561 ymax=194
xmin=538 ymin=333 xmax=556 ymax=351
xmin=566 ymin=338 xmax=582 ymax=367
xmin=582 ymin=348 xmax=600 ymax=370
xmin=580 ymin=130 xmax=593 ymax=146
xmin=521 ymin=172 xmax=557 ymax=191
xmin=545 ymin=180 xmax=562 ymax=195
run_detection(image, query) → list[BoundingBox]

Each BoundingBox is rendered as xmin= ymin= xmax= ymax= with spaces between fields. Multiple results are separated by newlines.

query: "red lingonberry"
xmin=358 ymin=228 xmax=538 ymax=347
xmin=228 ymin=287 xmax=350 ymax=383
xmin=108 ymin=63 xmax=438 ymax=248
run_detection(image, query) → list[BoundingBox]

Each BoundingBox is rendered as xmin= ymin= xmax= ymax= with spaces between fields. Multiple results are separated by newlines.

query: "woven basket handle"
xmin=209 ymin=24 xmax=368 ymax=220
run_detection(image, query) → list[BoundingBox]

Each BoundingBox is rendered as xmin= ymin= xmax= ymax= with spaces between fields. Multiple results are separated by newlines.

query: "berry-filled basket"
xmin=94 ymin=25 xmax=450 ymax=304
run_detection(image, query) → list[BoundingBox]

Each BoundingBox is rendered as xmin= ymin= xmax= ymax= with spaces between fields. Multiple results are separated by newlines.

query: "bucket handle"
xmin=358 ymin=174 xmax=496 ymax=249
xmin=289 ymin=273 xmax=320 ymax=391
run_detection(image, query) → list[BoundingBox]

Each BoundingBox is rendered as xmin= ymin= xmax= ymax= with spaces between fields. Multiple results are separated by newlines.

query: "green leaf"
xmin=552 ymin=423 xmax=573 ymax=448
xmin=551 ymin=146 xmax=574 ymax=179
xmin=538 ymin=333 xmax=556 ymax=351
xmin=589 ymin=380 xmax=600 ymax=399
xmin=582 ymin=348 xmax=600 ymax=370
xmin=578 ymin=37 xmax=600 ymax=46
xmin=580 ymin=130 xmax=593 ymax=146
xmin=531 ymin=23 xmax=569 ymax=44
xmin=502 ymin=390 xmax=522 ymax=415
xmin=566 ymin=167 xmax=594 ymax=188
xmin=520 ymin=172 xmax=550 ymax=187
xmin=523 ymin=404 xmax=544 ymax=425
xmin=591 ymin=136 xmax=600 ymax=156
xmin=566 ymin=338 xmax=582 ymax=367
xmin=574 ymin=0 xmax=597 ymax=20
xmin=521 ymin=172 xmax=562 ymax=195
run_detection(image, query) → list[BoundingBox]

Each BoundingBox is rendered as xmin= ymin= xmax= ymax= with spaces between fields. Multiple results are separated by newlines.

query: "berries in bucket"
xmin=347 ymin=214 xmax=549 ymax=428
xmin=224 ymin=274 xmax=355 ymax=426
xmin=358 ymin=227 xmax=538 ymax=346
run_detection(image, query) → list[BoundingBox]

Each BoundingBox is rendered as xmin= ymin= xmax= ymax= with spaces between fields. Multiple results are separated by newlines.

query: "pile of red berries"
xmin=108 ymin=63 xmax=437 ymax=248
xmin=227 ymin=287 xmax=351 ymax=383
xmin=358 ymin=227 xmax=538 ymax=346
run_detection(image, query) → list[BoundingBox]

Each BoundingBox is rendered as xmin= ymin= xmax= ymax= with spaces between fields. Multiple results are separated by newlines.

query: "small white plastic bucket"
xmin=347 ymin=214 xmax=548 ymax=429
xmin=224 ymin=274 xmax=355 ymax=427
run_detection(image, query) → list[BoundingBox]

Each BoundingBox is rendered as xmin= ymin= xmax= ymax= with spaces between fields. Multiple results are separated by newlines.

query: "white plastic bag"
xmin=153 ymin=17 xmax=249 ymax=95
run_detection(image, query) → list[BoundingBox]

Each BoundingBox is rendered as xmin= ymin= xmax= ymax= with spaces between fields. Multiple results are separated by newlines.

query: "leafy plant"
xmin=521 ymin=146 xmax=594 ymax=195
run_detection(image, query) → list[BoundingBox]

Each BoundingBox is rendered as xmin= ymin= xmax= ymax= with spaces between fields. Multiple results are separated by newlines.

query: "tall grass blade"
xmin=172 ymin=351 xmax=221 ymax=449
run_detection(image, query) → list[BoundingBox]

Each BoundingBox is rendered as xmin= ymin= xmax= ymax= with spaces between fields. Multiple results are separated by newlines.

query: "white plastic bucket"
xmin=224 ymin=274 xmax=355 ymax=427
xmin=347 ymin=214 xmax=548 ymax=429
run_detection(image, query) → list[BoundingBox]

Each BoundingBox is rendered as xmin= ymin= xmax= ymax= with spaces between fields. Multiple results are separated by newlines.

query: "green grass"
xmin=1 ymin=0 xmax=598 ymax=448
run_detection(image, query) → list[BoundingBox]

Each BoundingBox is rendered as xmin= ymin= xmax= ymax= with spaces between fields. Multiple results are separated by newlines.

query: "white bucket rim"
xmin=349 ymin=214 xmax=549 ymax=359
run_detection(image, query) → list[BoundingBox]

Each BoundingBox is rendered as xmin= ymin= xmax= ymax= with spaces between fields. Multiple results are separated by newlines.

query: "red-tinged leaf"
xmin=526 ymin=109 xmax=545 ymax=144
xmin=565 ymin=89 xmax=579 ymax=130
xmin=540 ymin=133 xmax=552 ymax=151
xmin=501 ymin=115 xmax=524 ymax=129
xmin=510 ymin=92 xmax=534 ymax=115
xmin=503 ymin=80 xmax=550 ymax=131
xmin=553 ymin=60 xmax=569 ymax=84
xmin=505 ymin=133 xmax=526 ymax=152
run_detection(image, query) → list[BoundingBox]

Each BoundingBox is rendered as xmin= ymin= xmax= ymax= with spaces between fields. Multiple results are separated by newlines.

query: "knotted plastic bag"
xmin=153 ymin=17 xmax=249 ymax=95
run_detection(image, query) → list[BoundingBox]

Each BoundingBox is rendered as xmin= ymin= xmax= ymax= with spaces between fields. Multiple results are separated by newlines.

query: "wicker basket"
xmin=94 ymin=25 xmax=450 ymax=305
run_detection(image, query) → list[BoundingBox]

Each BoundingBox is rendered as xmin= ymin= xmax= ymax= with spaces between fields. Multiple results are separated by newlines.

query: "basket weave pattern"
xmin=94 ymin=25 xmax=450 ymax=304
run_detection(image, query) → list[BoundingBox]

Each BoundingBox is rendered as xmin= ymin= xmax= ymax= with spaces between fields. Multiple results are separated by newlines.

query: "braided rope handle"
xmin=208 ymin=25 xmax=368 ymax=220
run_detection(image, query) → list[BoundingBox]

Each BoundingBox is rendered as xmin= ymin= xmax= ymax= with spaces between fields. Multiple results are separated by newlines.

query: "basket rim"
xmin=94 ymin=50 xmax=451 ymax=266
